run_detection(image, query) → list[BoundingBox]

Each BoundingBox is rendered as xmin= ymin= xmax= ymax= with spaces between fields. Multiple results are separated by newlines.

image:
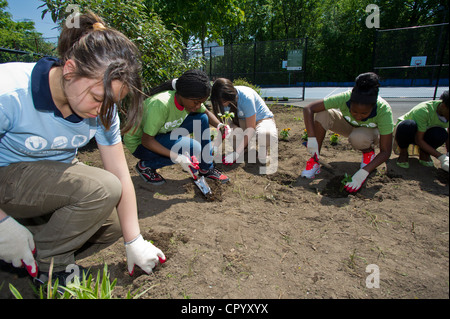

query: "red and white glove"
xmin=125 ymin=234 xmax=166 ymax=276
xmin=222 ymin=152 xmax=239 ymax=165
xmin=307 ymin=137 xmax=320 ymax=159
xmin=217 ymin=123 xmax=231 ymax=139
xmin=0 ymin=216 xmax=38 ymax=277
xmin=174 ymin=154 xmax=200 ymax=179
xmin=344 ymin=169 xmax=369 ymax=193
xmin=438 ymin=154 xmax=449 ymax=172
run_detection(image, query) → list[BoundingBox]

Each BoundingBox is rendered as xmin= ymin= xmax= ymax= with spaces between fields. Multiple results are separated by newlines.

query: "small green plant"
xmin=330 ymin=133 xmax=339 ymax=145
xmin=9 ymin=262 xmax=153 ymax=299
xmin=301 ymin=129 xmax=308 ymax=141
xmin=280 ymin=128 xmax=291 ymax=141
xmin=217 ymin=110 xmax=235 ymax=124
xmin=340 ymin=173 xmax=352 ymax=192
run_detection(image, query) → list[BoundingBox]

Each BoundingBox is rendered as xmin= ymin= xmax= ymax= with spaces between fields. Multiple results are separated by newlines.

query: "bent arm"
xmin=363 ymin=133 xmax=392 ymax=173
xmin=415 ymin=131 xmax=445 ymax=159
xmin=98 ymin=142 xmax=140 ymax=243
xmin=236 ymin=114 xmax=256 ymax=154
xmin=303 ymin=100 xmax=326 ymax=138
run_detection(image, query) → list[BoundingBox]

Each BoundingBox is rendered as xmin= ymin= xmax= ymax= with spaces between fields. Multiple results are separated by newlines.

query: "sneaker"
xmin=135 ymin=161 xmax=165 ymax=185
xmin=301 ymin=155 xmax=320 ymax=179
xmin=199 ymin=167 xmax=229 ymax=183
xmin=361 ymin=150 xmax=376 ymax=168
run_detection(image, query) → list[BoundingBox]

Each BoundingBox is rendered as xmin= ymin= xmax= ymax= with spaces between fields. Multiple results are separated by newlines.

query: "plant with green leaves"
xmin=330 ymin=133 xmax=339 ymax=145
xmin=39 ymin=0 xmax=203 ymax=91
xmin=217 ymin=110 xmax=235 ymax=124
xmin=340 ymin=173 xmax=352 ymax=192
xmin=280 ymin=128 xmax=291 ymax=141
xmin=9 ymin=263 xmax=154 ymax=299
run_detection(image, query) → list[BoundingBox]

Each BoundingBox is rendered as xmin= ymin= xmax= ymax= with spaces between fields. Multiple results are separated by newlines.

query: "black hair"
xmin=149 ymin=69 xmax=211 ymax=99
xmin=440 ymin=90 xmax=449 ymax=107
xmin=350 ymin=72 xmax=380 ymax=106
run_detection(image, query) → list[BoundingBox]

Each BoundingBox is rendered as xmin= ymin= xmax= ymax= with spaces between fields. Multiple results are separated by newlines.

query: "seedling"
xmin=280 ymin=128 xmax=291 ymax=141
xmin=340 ymin=173 xmax=352 ymax=192
xmin=301 ymin=129 xmax=308 ymax=141
xmin=330 ymin=133 xmax=339 ymax=145
xmin=217 ymin=111 xmax=235 ymax=124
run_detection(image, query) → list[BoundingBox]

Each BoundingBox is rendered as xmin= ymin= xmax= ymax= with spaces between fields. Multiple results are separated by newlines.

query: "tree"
xmin=1 ymin=0 xmax=55 ymax=62
xmin=146 ymin=0 xmax=244 ymax=56
xmin=38 ymin=0 xmax=204 ymax=91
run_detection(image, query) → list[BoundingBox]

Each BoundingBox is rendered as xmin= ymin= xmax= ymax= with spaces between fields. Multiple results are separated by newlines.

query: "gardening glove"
xmin=0 ymin=216 xmax=38 ymax=277
xmin=222 ymin=151 xmax=239 ymax=165
xmin=438 ymin=154 xmax=449 ymax=172
xmin=217 ymin=123 xmax=231 ymax=139
xmin=174 ymin=153 xmax=200 ymax=179
xmin=344 ymin=169 xmax=369 ymax=193
xmin=306 ymin=137 xmax=320 ymax=158
xmin=125 ymin=234 xmax=166 ymax=276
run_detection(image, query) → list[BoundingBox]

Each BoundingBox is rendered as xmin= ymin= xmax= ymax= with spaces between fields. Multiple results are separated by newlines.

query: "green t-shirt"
xmin=399 ymin=100 xmax=449 ymax=132
xmin=123 ymin=91 xmax=206 ymax=153
xmin=323 ymin=90 xmax=394 ymax=135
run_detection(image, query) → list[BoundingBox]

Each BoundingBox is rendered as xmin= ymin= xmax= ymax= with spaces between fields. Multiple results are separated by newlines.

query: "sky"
xmin=6 ymin=0 xmax=60 ymax=40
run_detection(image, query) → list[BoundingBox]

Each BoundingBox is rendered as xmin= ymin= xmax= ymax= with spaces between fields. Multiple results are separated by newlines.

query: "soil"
xmin=1 ymin=104 xmax=448 ymax=300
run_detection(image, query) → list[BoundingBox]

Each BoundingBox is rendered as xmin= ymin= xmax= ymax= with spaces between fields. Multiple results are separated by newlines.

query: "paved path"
xmin=261 ymin=86 xmax=448 ymax=120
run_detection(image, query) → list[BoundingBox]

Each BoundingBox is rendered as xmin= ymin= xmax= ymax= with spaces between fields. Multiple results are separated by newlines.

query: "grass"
xmin=9 ymin=260 xmax=154 ymax=299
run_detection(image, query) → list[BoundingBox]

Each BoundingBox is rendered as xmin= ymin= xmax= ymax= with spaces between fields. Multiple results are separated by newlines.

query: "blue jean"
xmin=133 ymin=112 xmax=213 ymax=170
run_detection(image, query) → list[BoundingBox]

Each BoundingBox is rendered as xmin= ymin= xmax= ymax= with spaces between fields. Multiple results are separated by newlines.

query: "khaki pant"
xmin=315 ymin=109 xmax=380 ymax=150
xmin=0 ymin=160 xmax=122 ymax=272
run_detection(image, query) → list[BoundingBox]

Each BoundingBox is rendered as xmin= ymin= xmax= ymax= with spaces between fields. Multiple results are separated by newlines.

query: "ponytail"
xmin=58 ymin=11 xmax=143 ymax=134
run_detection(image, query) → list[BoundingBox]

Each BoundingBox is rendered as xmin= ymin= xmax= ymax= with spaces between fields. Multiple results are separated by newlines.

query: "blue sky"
xmin=6 ymin=0 xmax=60 ymax=40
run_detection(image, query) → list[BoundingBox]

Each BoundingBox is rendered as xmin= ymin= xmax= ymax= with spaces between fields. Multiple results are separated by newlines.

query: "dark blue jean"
xmin=132 ymin=112 xmax=213 ymax=170
xmin=395 ymin=119 xmax=448 ymax=149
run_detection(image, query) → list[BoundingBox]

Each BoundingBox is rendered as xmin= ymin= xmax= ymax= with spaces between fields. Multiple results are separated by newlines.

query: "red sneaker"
xmin=301 ymin=155 xmax=320 ymax=179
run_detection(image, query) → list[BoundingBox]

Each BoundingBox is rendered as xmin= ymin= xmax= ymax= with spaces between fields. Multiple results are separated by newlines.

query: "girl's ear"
xmin=63 ymin=59 xmax=77 ymax=79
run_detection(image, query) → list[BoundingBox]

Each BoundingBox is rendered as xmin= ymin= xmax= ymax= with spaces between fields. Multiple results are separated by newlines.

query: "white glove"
xmin=217 ymin=123 xmax=231 ymax=139
xmin=438 ymin=154 xmax=449 ymax=172
xmin=174 ymin=154 xmax=199 ymax=179
xmin=344 ymin=169 xmax=369 ymax=193
xmin=222 ymin=152 xmax=239 ymax=165
xmin=307 ymin=137 xmax=319 ymax=158
xmin=125 ymin=234 xmax=166 ymax=275
xmin=0 ymin=216 xmax=38 ymax=277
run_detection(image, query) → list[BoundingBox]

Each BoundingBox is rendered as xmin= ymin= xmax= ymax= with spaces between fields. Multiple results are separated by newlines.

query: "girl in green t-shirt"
xmin=124 ymin=70 xmax=229 ymax=185
xmin=301 ymin=72 xmax=394 ymax=193
xmin=394 ymin=90 xmax=449 ymax=171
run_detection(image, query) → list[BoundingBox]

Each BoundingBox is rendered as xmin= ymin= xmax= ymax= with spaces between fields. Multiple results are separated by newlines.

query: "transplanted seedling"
xmin=340 ymin=173 xmax=352 ymax=192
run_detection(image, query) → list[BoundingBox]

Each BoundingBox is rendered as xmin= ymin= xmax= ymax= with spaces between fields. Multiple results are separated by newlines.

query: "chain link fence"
xmin=205 ymin=38 xmax=307 ymax=99
xmin=373 ymin=23 xmax=449 ymax=99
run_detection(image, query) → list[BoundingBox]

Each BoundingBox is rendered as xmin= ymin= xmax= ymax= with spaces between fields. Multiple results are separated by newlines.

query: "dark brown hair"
xmin=210 ymin=78 xmax=239 ymax=126
xmin=58 ymin=11 xmax=142 ymax=133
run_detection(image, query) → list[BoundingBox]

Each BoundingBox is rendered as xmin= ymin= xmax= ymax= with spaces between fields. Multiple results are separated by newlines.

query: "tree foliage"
xmin=0 ymin=0 xmax=55 ymax=62
xmin=38 ymin=0 xmax=204 ymax=91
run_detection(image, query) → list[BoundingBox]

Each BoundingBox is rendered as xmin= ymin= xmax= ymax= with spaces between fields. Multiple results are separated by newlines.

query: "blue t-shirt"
xmin=235 ymin=86 xmax=273 ymax=122
xmin=0 ymin=58 xmax=121 ymax=166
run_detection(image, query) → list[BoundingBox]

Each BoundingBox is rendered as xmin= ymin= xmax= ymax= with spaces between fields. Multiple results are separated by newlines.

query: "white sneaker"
xmin=301 ymin=156 xmax=321 ymax=178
